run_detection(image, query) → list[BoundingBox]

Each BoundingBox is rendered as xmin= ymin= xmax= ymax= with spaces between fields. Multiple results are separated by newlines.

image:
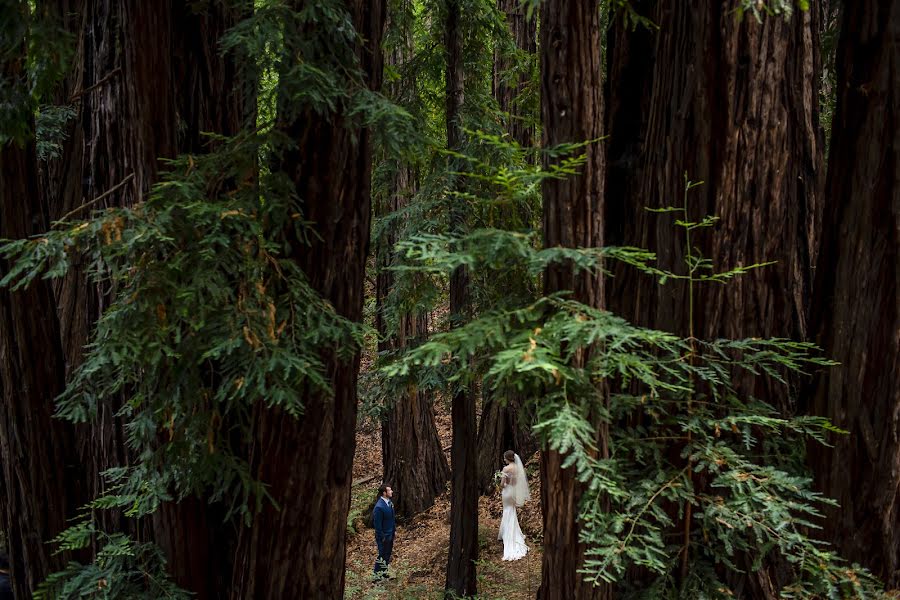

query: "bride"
xmin=498 ymin=450 xmax=530 ymax=561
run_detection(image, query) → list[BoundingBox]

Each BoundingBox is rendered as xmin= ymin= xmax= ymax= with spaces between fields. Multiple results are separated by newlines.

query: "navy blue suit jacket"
xmin=373 ymin=497 xmax=395 ymax=541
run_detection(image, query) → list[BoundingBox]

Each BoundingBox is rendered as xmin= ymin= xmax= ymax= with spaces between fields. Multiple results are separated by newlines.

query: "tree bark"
xmin=377 ymin=308 xmax=450 ymax=518
xmin=37 ymin=2 xmax=250 ymax=596
xmin=607 ymin=2 xmax=822 ymax=360
xmin=444 ymin=0 xmax=479 ymax=596
xmin=493 ymin=0 xmax=536 ymax=150
xmin=607 ymin=2 xmax=822 ymax=354
xmin=811 ymin=0 xmax=899 ymax=587
xmin=475 ymin=0 xmax=539 ymax=496
xmin=476 ymin=391 xmax=537 ymax=495
xmin=539 ymin=1 xmax=609 ymax=598
xmin=229 ymin=1 xmax=385 ymax=597
xmin=0 ymin=31 xmax=85 ymax=596
xmin=375 ymin=18 xmax=450 ymax=518
xmin=606 ymin=3 xmax=823 ymax=595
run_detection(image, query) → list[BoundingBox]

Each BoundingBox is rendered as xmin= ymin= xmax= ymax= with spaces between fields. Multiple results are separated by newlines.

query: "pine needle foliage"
xmin=34 ymin=524 xmax=189 ymax=600
xmin=380 ymin=142 xmax=888 ymax=599
xmin=1 ymin=0 xmax=414 ymax=596
xmin=0 ymin=0 xmax=73 ymax=144
xmin=4 ymin=129 xmax=364 ymax=512
xmin=365 ymin=1 xmax=536 ymax=416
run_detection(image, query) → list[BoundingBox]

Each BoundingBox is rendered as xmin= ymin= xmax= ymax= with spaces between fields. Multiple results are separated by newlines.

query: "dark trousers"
xmin=374 ymin=534 xmax=394 ymax=576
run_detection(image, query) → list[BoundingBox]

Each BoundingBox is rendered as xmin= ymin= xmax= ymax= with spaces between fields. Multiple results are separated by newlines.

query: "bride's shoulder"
xmin=502 ymin=464 xmax=515 ymax=473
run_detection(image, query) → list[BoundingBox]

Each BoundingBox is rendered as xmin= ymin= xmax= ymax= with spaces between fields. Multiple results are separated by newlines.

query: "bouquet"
xmin=492 ymin=470 xmax=504 ymax=491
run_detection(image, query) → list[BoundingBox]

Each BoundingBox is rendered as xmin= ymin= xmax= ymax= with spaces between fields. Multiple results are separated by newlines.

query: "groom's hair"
xmin=504 ymin=450 xmax=515 ymax=463
xmin=378 ymin=483 xmax=391 ymax=496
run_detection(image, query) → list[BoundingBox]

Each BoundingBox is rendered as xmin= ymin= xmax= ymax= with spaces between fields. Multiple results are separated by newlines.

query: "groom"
xmin=372 ymin=484 xmax=395 ymax=579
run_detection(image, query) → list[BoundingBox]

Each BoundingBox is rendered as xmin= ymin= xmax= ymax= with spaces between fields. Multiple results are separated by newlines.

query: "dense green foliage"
xmin=2 ymin=0 xmax=408 ymax=596
xmin=380 ymin=153 xmax=885 ymax=598
xmin=0 ymin=0 xmax=892 ymax=598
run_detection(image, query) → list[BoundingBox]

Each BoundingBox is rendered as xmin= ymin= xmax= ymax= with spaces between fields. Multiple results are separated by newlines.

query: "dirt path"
xmin=345 ymin=405 xmax=543 ymax=599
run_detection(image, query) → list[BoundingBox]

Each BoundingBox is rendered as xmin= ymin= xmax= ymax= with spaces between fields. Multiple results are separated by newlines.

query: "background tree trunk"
xmin=376 ymin=19 xmax=450 ymax=517
xmin=444 ymin=0 xmax=479 ymax=596
xmin=229 ymin=1 xmax=385 ymax=597
xmin=539 ymin=0 xmax=609 ymax=598
xmin=0 ymin=41 xmax=85 ymax=596
xmin=377 ymin=307 xmax=450 ymax=518
xmin=811 ymin=0 xmax=899 ymax=587
xmin=606 ymin=3 xmax=822 ymax=595
xmin=493 ymin=0 xmax=536 ymax=150
xmin=376 ymin=199 xmax=450 ymax=518
xmin=476 ymin=391 xmax=536 ymax=495
xmin=476 ymin=0 xmax=539 ymax=496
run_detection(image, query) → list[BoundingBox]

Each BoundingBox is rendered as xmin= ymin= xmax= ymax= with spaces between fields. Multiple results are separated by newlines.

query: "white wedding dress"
xmin=498 ymin=454 xmax=529 ymax=561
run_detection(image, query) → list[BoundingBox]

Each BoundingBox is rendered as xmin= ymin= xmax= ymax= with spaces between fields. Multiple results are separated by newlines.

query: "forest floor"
xmin=344 ymin=401 xmax=544 ymax=599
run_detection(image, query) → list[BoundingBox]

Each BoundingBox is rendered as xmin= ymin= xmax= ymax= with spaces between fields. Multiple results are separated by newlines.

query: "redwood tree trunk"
xmin=493 ymin=0 xmax=536 ymax=149
xmin=38 ymin=2 xmax=249 ymax=596
xmin=476 ymin=390 xmax=537 ymax=495
xmin=605 ymin=3 xmax=822 ymax=595
xmin=229 ymin=1 xmax=385 ymax=597
xmin=606 ymin=1 xmax=823 ymax=360
xmin=376 ymin=22 xmax=450 ymax=517
xmin=0 ymin=43 xmax=85 ymax=598
xmin=444 ymin=0 xmax=479 ymax=595
xmin=476 ymin=0 xmax=539 ymax=495
xmin=607 ymin=2 xmax=822 ymax=357
xmin=539 ymin=0 xmax=609 ymax=598
xmin=377 ymin=307 xmax=450 ymax=518
xmin=46 ymin=4 xmax=181 ymax=541
xmin=811 ymin=0 xmax=899 ymax=587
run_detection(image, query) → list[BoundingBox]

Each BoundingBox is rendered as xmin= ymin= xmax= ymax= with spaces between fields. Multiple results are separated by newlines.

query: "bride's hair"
xmin=504 ymin=450 xmax=515 ymax=463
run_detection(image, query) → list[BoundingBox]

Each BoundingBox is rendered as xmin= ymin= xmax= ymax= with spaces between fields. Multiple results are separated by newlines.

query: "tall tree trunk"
xmin=476 ymin=391 xmax=536 ymax=495
xmin=444 ymin=0 xmax=479 ymax=596
xmin=229 ymin=1 xmax=385 ymax=597
xmin=376 ymin=12 xmax=450 ymax=518
xmin=38 ymin=2 xmax=249 ymax=596
xmin=151 ymin=6 xmax=250 ymax=596
xmin=0 ymin=24 xmax=85 ymax=596
xmin=493 ymin=0 xmax=536 ymax=149
xmin=606 ymin=3 xmax=822 ymax=595
xmin=0 ymin=138 xmax=80 ymax=600
xmin=377 ymin=306 xmax=450 ymax=518
xmin=607 ymin=2 xmax=822 ymax=353
xmin=476 ymin=0 xmax=539 ymax=496
xmin=539 ymin=1 xmax=609 ymax=598
xmin=811 ymin=0 xmax=899 ymax=587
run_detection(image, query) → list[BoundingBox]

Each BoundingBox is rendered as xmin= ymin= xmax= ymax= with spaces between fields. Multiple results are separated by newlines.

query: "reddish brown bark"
xmin=375 ymin=26 xmax=450 ymax=516
xmin=0 ymin=9 xmax=85 ymax=597
xmin=494 ymin=0 xmax=536 ymax=150
xmin=606 ymin=3 xmax=823 ymax=595
xmin=35 ymin=2 xmax=249 ymax=597
xmin=607 ymin=3 xmax=822 ymax=361
xmin=476 ymin=390 xmax=537 ymax=495
xmin=811 ymin=0 xmax=900 ymax=587
xmin=444 ymin=0 xmax=480 ymax=596
xmin=0 ymin=95 xmax=85 ymax=600
xmin=229 ymin=1 xmax=386 ymax=597
xmin=539 ymin=1 xmax=609 ymax=598
xmin=476 ymin=0 xmax=539 ymax=495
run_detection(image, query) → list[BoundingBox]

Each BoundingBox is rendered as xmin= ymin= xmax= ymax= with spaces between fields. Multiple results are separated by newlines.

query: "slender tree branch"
xmin=68 ymin=67 xmax=123 ymax=102
xmin=55 ymin=173 xmax=135 ymax=224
